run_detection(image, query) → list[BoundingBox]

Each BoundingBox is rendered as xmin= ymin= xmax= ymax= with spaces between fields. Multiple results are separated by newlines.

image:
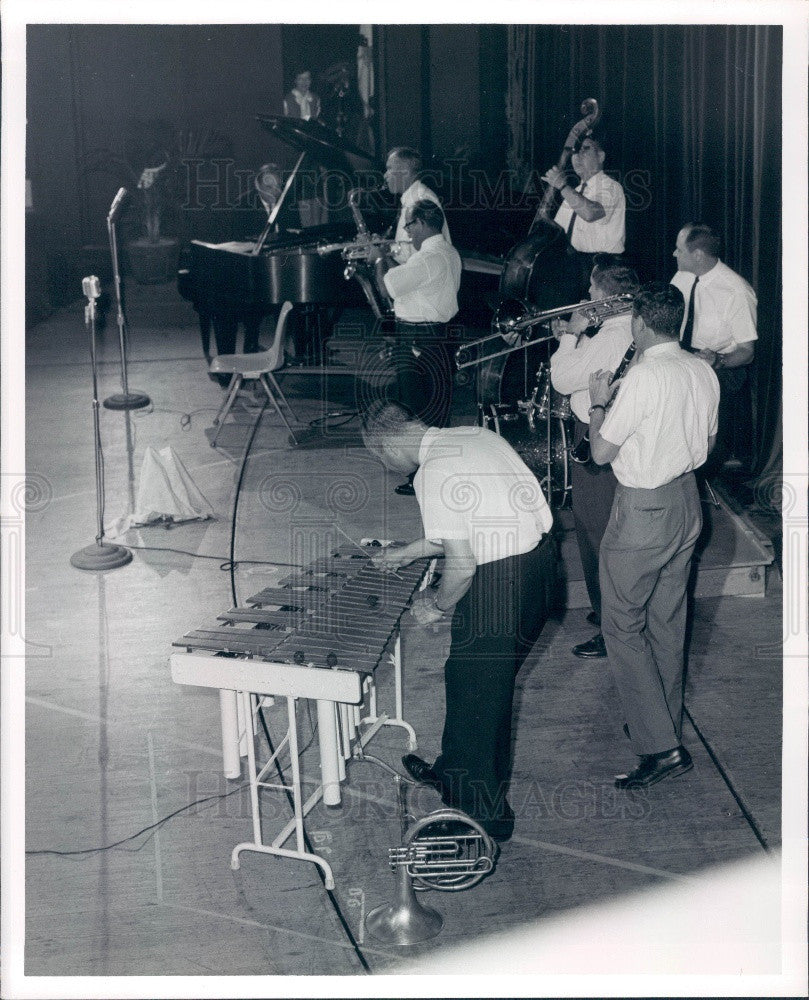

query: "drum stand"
xmin=538 ymin=336 xmax=571 ymax=510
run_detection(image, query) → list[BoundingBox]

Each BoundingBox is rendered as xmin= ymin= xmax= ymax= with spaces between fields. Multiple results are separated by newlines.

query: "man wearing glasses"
xmin=542 ymin=136 xmax=626 ymax=291
xmin=382 ymin=146 xmax=451 ymax=264
xmin=369 ymin=199 xmax=461 ymax=494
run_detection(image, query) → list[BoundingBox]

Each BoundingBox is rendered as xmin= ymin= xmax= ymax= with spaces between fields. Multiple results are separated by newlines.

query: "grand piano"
xmin=177 ymin=116 xmax=387 ymax=361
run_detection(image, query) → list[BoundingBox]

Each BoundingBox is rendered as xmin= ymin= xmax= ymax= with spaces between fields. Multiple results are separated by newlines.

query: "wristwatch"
xmin=588 ymin=404 xmax=606 ymax=416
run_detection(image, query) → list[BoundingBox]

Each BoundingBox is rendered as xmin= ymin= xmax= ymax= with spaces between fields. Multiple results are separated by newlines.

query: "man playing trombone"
xmin=550 ymin=255 xmax=639 ymax=658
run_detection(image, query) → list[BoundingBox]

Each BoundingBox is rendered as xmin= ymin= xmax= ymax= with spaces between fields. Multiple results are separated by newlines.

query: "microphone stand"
xmin=70 ymin=276 xmax=134 ymax=571
xmin=103 ymin=189 xmax=150 ymax=410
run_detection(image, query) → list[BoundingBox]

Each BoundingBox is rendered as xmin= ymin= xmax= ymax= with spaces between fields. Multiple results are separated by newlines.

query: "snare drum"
xmin=533 ymin=362 xmax=572 ymax=420
xmin=478 ymin=399 xmax=571 ymax=505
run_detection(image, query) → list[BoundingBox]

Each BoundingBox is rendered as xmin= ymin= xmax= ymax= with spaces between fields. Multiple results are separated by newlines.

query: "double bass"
xmin=478 ymin=98 xmax=601 ymax=407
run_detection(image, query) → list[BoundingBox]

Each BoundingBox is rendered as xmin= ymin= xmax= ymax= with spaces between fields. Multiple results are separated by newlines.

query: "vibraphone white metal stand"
xmin=171 ymin=553 xmax=427 ymax=888
xmin=245 ymin=643 xmax=413 ymax=889
xmin=172 ymin=636 xmax=416 ymax=889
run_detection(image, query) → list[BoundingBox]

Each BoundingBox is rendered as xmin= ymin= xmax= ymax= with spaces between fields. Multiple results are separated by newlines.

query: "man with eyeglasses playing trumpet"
xmin=550 ymin=254 xmax=639 ymax=659
xmin=366 ymin=199 xmax=461 ymax=496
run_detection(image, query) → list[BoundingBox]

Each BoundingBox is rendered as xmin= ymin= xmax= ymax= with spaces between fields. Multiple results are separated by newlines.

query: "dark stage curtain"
xmin=508 ymin=24 xmax=782 ymax=478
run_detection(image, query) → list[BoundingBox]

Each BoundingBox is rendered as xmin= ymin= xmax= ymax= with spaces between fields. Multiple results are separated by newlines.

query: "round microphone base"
xmin=103 ymin=391 xmax=150 ymax=411
xmin=70 ymin=542 xmax=133 ymax=572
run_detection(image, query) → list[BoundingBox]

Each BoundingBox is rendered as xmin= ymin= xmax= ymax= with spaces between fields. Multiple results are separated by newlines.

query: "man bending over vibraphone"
xmin=360 ymin=401 xmax=559 ymax=842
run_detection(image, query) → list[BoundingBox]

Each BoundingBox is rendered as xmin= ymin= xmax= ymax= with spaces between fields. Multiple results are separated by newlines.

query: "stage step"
xmin=558 ymin=483 xmax=774 ymax=608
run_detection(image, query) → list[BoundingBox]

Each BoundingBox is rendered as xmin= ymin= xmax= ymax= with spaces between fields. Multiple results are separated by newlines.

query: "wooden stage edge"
xmin=559 ymin=480 xmax=774 ymax=609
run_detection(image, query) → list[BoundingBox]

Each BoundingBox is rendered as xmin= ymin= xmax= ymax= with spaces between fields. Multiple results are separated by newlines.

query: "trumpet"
xmin=455 ymin=292 xmax=635 ymax=370
xmin=316 ymin=237 xmax=409 ymax=261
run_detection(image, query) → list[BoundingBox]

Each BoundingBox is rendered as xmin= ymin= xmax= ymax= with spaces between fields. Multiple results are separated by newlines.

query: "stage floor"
xmin=18 ymin=282 xmax=792 ymax=989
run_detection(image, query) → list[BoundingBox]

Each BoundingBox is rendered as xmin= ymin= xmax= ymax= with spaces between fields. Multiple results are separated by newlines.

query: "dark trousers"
xmin=571 ymin=418 xmax=618 ymax=622
xmin=703 ymin=367 xmax=751 ymax=474
xmin=599 ymin=474 xmax=702 ymax=755
xmin=568 ymin=249 xmax=597 ymax=298
xmin=432 ymin=536 xmax=558 ymax=831
xmin=393 ymin=321 xmax=454 ymax=428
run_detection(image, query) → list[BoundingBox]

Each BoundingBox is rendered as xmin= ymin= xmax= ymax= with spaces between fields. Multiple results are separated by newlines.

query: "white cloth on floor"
xmin=129 ymin=445 xmax=214 ymax=526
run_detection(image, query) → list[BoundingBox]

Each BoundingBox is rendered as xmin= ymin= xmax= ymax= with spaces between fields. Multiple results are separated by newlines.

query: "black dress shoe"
xmin=402 ymin=753 xmax=443 ymax=793
xmin=483 ymin=819 xmax=514 ymax=843
xmin=394 ymin=480 xmax=416 ymax=496
xmin=615 ymin=746 xmax=693 ymax=789
xmin=572 ymin=633 xmax=607 ymax=658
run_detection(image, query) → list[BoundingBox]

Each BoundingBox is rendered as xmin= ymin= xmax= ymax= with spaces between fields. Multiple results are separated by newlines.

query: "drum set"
xmin=477 ymin=360 xmax=573 ymax=506
xmin=455 ymin=292 xmax=634 ymax=507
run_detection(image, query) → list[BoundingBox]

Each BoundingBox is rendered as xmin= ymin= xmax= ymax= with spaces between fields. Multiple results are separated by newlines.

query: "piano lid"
xmin=256 ymin=115 xmax=380 ymax=177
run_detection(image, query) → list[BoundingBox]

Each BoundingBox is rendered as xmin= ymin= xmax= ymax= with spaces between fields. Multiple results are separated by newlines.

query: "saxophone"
xmin=339 ymin=186 xmax=394 ymax=319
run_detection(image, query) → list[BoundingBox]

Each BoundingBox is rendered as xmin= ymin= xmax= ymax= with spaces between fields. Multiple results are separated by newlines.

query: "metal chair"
xmin=209 ymin=301 xmax=298 ymax=447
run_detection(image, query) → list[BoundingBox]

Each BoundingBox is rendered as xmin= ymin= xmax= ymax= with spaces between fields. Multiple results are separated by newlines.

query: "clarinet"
xmin=570 ymin=343 xmax=637 ymax=465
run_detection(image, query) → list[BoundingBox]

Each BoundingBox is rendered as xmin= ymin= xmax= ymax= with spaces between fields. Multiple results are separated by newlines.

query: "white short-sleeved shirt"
xmin=383 ymin=234 xmax=461 ymax=323
xmin=414 ymin=426 xmax=553 ymax=566
xmin=550 ymin=313 xmax=634 ymax=423
xmin=600 ymin=342 xmax=720 ymax=489
xmin=670 ymin=260 xmax=757 ymax=354
xmin=392 ymin=180 xmax=451 ymax=263
xmin=553 ymin=171 xmax=625 ymax=253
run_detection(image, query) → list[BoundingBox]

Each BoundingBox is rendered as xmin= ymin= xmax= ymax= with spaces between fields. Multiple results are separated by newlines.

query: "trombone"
xmin=455 ymin=292 xmax=634 ymax=370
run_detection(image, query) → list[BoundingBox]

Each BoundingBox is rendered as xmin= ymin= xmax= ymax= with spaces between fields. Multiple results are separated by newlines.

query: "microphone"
xmin=107 ymin=187 xmax=128 ymax=223
xmin=82 ymin=275 xmax=101 ymax=300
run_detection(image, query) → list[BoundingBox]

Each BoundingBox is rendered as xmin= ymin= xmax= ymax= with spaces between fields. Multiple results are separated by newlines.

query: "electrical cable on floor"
xmin=307 ymin=410 xmax=358 ymax=430
xmin=109 ymin=542 xmax=302 ymax=572
xmin=257 ymin=699 xmax=319 ymax=766
xmin=25 ymin=782 xmax=250 ymax=857
xmin=259 ymin=709 xmax=371 ymax=974
xmin=225 ymin=393 xmax=371 ymax=973
xmin=25 ymin=701 xmax=323 ymax=860
xmin=684 ymin=705 xmax=771 ymax=852
xmin=130 ymin=404 xmax=221 ymax=430
xmin=228 ymin=397 xmax=270 ymax=607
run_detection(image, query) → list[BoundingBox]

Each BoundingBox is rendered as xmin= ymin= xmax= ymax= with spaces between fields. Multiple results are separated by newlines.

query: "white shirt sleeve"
xmin=724 ymin=286 xmax=758 ymax=346
xmin=599 ymin=367 xmax=651 ymax=448
xmin=383 ymin=251 xmax=444 ymax=299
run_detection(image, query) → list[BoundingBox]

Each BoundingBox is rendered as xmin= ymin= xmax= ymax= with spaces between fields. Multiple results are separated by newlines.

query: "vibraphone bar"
xmin=170 ymin=547 xmax=428 ymax=887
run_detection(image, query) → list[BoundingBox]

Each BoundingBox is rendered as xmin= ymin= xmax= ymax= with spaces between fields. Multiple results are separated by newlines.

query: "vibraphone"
xmin=170 ymin=547 xmax=428 ymax=887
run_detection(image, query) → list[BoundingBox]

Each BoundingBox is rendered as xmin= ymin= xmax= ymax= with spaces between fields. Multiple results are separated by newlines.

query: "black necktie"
xmin=565 ymin=182 xmax=587 ymax=240
xmin=681 ymin=275 xmax=699 ymax=351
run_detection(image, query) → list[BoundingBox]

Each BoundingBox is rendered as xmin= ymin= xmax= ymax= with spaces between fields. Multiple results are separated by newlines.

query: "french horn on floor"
xmin=365 ymin=775 xmax=497 ymax=945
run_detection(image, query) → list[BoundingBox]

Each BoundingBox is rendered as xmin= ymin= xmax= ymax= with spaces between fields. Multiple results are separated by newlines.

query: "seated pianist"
xmin=186 ymin=164 xmax=323 ymax=384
